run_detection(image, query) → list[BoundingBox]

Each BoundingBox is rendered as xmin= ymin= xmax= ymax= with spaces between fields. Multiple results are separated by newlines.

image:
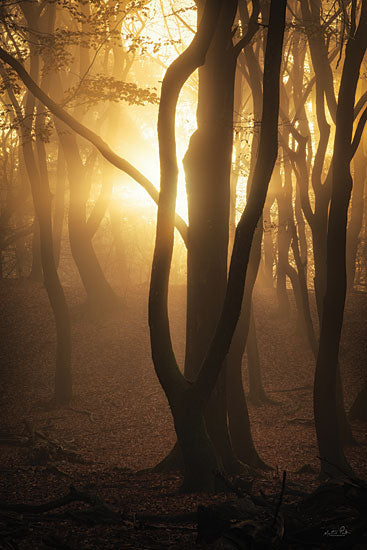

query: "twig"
xmin=272 ymin=470 xmax=286 ymax=528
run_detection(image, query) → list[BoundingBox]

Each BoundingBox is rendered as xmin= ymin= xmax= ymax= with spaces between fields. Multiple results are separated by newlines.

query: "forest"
xmin=0 ymin=0 xmax=367 ymax=548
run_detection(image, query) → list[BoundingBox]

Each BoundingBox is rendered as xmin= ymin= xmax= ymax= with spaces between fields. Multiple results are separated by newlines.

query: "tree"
xmin=314 ymin=0 xmax=367 ymax=478
xmin=0 ymin=1 xmax=72 ymax=404
xmin=0 ymin=0 xmax=161 ymax=316
xmin=149 ymin=0 xmax=286 ymax=491
xmin=0 ymin=0 xmax=178 ymax=400
xmin=181 ymin=0 xmax=263 ymax=474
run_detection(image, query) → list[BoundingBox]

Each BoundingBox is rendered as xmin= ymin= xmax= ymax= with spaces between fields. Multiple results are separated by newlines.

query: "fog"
xmin=1 ymin=1 xmax=367 ymax=548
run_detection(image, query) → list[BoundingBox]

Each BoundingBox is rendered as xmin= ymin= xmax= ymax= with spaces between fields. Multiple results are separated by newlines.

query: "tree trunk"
xmin=246 ymin=306 xmax=271 ymax=406
xmin=29 ymin=220 xmax=42 ymax=281
xmin=0 ymin=7 xmax=71 ymax=403
xmin=192 ymin=0 xmax=286 ymax=489
xmin=274 ymin=165 xmax=292 ymax=318
xmin=172 ymin=389 xmax=222 ymax=492
xmin=149 ymin=0 xmax=224 ymax=491
xmin=349 ymin=380 xmax=367 ymax=421
xmin=314 ymin=5 xmax=367 ymax=478
xmin=226 ymin=223 xmax=272 ymax=467
xmin=57 ymin=128 xmax=121 ymax=318
xmin=148 ymin=0 xmax=286 ymax=491
xmin=183 ymin=7 xmax=239 ymax=469
xmin=261 ymin=199 xmax=274 ymax=287
xmin=53 ymin=145 xmax=66 ymax=269
xmin=183 ymin=1 xmax=266 ymax=474
xmin=24 ymin=81 xmax=71 ymax=403
xmin=346 ymin=136 xmax=366 ymax=290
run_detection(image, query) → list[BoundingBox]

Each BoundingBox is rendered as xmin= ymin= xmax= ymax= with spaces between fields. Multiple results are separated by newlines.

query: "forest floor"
xmin=0 ymin=278 xmax=367 ymax=549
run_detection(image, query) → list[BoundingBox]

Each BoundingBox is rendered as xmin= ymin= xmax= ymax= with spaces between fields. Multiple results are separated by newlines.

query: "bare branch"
xmin=0 ymin=46 xmax=188 ymax=246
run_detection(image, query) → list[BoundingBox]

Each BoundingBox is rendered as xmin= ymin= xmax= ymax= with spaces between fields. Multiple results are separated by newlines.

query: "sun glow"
xmin=110 ymin=98 xmax=196 ymax=228
xmin=109 ymin=0 xmax=197 ymax=228
xmin=112 ymin=147 xmax=189 ymax=225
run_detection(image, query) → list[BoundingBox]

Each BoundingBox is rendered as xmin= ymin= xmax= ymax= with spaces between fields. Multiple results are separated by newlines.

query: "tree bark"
xmin=194 ymin=0 xmax=286 ymax=404
xmin=346 ymin=135 xmax=366 ymax=290
xmin=53 ymin=145 xmax=66 ymax=269
xmin=149 ymin=0 xmax=224 ymax=492
xmin=182 ymin=0 xmax=241 ymax=474
xmin=314 ymin=3 xmax=367 ymax=478
xmin=57 ymin=127 xmax=120 ymax=317
xmin=0 ymin=12 xmax=72 ymax=403
xmin=349 ymin=380 xmax=367 ymax=421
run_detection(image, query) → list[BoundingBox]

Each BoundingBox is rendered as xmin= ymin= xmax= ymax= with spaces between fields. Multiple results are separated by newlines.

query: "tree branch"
xmin=195 ymin=0 xmax=287 ymax=405
xmin=149 ymin=0 xmax=223 ymax=400
xmin=233 ymin=0 xmax=260 ymax=58
xmin=0 ymin=47 xmax=188 ymax=246
xmin=350 ymin=105 xmax=367 ymax=160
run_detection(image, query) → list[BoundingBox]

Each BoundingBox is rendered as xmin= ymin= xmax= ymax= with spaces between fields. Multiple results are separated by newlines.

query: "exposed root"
xmin=66 ymin=407 xmax=96 ymax=422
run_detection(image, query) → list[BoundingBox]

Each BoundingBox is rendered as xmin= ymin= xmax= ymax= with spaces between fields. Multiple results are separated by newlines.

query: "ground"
xmin=0 ymin=278 xmax=366 ymax=549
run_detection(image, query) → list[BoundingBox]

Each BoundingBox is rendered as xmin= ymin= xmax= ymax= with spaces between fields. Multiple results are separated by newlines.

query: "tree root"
xmin=198 ymin=477 xmax=367 ymax=547
xmin=15 ymin=419 xmax=88 ymax=465
xmin=271 ymin=470 xmax=286 ymax=528
xmin=0 ymin=487 xmax=197 ymax=527
xmin=66 ymin=407 xmax=96 ymax=422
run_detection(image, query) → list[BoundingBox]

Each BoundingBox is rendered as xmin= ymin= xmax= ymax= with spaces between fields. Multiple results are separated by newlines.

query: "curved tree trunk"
xmin=0 ymin=10 xmax=72 ymax=403
xmin=274 ymin=165 xmax=292 ymax=318
xmin=182 ymin=0 xmax=241 ymax=474
xmin=261 ymin=199 xmax=275 ymax=287
xmin=346 ymin=135 xmax=366 ymax=290
xmin=30 ymin=221 xmax=42 ymax=281
xmin=226 ymin=226 xmax=272 ymax=470
xmin=155 ymin=2 xmax=262 ymax=477
xmin=149 ymin=0 xmax=285 ymax=492
xmin=58 ymin=129 xmax=120 ymax=318
xmin=314 ymin=4 xmax=367 ymax=478
xmin=149 ymin=0 xmax=224 ymax=492
xmin=192 ymin=0 xmax=286 ymax=489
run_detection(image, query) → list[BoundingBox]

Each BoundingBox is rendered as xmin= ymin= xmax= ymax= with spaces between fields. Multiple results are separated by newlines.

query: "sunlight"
xmin=2 ymin=0 xmax=367 ymax=533
xmin=112 ymin=153 xmax=189 ymax=224
xmin=107 ymin=0 xmax=197 ymax=228
xmin=109 ymin=82 xmax=196 ymax=226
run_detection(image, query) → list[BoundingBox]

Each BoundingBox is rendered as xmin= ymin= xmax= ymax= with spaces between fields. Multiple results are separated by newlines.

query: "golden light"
xmin=112 ymin=160 xmax=189 ymax=224
xmin=108 ymin=1 xmax=198 ymax=227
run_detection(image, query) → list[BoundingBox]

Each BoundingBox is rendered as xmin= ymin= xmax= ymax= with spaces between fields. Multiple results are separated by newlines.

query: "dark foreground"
xmin=1 ymin=279 xmax=366 ymax=549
